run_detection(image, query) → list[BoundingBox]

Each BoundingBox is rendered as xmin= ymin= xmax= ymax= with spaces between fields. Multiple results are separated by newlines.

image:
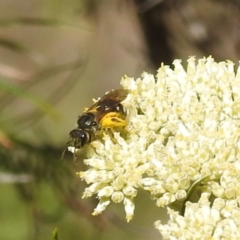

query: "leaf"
xmin=0 ymin=18 xmax=64 ymax=27
xmin=0 ymin=38 xmax=44 ymax=63
xmin=52 ymin=227 xmax=58 ymax=240
xmin=180 ymin=175 xmax=210 ymax=216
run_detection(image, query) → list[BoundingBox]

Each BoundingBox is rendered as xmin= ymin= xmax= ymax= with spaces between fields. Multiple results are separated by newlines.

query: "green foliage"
xmin=52 ymin=227 xmax=58 ymax=240
xmin=0 ymin=77 xmax=59 ymax=120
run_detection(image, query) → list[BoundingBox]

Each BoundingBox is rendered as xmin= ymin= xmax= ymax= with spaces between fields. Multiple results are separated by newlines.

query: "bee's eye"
xmin=69 ymin=129 xmax=84 ymax=139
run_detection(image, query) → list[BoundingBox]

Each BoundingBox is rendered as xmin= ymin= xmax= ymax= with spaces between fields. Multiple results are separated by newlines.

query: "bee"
xmin=63 ymin=89 xmax=128 ymax=158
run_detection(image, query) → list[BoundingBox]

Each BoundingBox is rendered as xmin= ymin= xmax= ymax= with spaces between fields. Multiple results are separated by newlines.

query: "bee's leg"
xmin=100 ymin=112 xmax=126 ymax=128
xmin=104 ymin=128 xmax=114 ymax=138
xmin=73 ymin=148 xmax=77 ymax=163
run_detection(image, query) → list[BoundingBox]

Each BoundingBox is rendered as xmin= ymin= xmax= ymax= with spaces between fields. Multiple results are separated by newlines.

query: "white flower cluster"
xmin=155 ymin=193 xmax=240 ymax=239
xmin=78 ymin=57 xmax=240 ymax=236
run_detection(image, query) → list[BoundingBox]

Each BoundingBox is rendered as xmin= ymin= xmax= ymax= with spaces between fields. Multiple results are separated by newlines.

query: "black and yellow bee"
xmin=63 ymin=89 xmax=128 ymax=158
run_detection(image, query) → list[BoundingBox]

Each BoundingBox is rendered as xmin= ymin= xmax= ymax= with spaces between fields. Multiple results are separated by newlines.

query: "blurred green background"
xmin=0 ymin=0 xmax=240 ymax=239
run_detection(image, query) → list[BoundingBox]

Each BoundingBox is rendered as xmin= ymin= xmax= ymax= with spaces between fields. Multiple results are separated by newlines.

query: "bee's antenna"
xmin=61 ymin=146 xmax=68 ymax=160
xmin=61 ymin=140 xmax=71 ymax=160
xmin=61 ymin=141 xmax=79 ymax=164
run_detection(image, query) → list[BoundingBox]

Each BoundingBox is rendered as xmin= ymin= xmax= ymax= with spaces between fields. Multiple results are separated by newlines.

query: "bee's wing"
xmin=86 ymin=89 xmax=128 ymax=112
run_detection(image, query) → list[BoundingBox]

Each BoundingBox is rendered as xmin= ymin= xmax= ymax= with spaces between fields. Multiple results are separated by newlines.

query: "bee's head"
xmin=69 ymin=129 xmax=91 ymax=148
xmin=61 ymin=129 xmax=92 ymax=160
